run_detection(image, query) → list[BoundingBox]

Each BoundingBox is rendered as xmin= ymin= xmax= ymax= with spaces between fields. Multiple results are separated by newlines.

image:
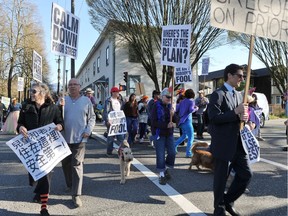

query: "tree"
xmin=229 ymin=33 xmax=288 ymax=95
xmin=86 ymin=0 xmax=224 ymax=91
xmin=0 ymin=0 xmax=50 ymax=99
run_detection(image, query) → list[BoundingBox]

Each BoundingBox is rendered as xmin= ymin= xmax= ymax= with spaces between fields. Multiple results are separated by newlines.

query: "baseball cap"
xmin=110 ymin=86 xmax=119 ymax=93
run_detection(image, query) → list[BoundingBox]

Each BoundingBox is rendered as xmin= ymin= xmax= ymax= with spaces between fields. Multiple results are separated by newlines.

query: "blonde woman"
xmin=17 ymin=82 xmax=63 ymax=216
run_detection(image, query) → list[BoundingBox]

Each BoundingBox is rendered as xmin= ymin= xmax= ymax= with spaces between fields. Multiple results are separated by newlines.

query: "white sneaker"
xmin=72 ymin=195 xmax=83 ymax=207
xmin=139 ymin=138 xmax=144 ymax=143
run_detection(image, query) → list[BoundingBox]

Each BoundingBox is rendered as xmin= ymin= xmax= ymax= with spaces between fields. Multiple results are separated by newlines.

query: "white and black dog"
xmin=118 ymin=140 xmax=134 ymax=184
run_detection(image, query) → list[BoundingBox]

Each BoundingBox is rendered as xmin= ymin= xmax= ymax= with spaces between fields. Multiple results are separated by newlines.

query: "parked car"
xmin=192 ymin=92 xmax=269 ymax=131
xmin=252 ymin=92 xmax=269 ymax=128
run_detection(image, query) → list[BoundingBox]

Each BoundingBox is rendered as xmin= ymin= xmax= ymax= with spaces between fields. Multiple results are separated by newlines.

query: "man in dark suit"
xmin=208 ymin=64 xmax=252 ymax=216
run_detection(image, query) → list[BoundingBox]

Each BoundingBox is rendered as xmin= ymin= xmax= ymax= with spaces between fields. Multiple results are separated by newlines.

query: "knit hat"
xmin=142 ymin=95 xmax=149 ymax=101
xmin=161 ymin=87 xmax=172 ymax=97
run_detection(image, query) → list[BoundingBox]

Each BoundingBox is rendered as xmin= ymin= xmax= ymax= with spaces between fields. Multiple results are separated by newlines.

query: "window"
xmin=97 ymin=57 xmax=100 ymax=73
xmin=128 ymin=43 xmax=141 ymax=63
xmin=276 ymin=95 xmax=281 ymax=104
xmin=127 ymin=75 xmax=141 ymax=95
xmin=93 ymin=61 xmax=96 ymax=76
xmin=106 ymin=46 xmax=109 ymax=66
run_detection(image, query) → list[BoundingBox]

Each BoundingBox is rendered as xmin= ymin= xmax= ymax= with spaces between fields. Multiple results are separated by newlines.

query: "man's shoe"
xmin=139 ymin=138 xmax=144 ymax=143
xmin=159 ymin=176 xmax=167 ymax=185
xmin=225 ymin=204 xmax=241 ymax=216
xmin=282 ymin=147 xmax=288 ymax=151
xmin=40 ymin=208 xmax=50 ymax=216
xmin=164 ymin=169 xmax=171 ymax=180
xmin=72 ymin=195 xmax=83 ymax=208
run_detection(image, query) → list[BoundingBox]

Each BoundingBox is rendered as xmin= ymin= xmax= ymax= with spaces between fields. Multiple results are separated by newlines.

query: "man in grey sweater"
xmin=61 ymin=78 xmax=96 ymax=208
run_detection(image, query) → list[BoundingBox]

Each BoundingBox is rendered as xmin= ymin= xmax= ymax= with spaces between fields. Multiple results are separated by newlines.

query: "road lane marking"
xmin=92 ymin=132 xmax=207 ymax=216
xmin=260 ymin=158 xmax=288 ymax=170
xmin=132 ymin=158 xmax=207 ymax=216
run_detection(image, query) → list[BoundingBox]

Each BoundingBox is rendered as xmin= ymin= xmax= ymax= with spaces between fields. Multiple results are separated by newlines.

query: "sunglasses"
xmin=233 ymin=73 xmax=244 ymax=79
xmin=165 ymin=95 xmax=172 ymax=99
xmin=30 ymin=89 xmax=40 ymax=94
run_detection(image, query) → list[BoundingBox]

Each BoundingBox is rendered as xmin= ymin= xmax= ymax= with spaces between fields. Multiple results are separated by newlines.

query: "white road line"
xmin=132 ymin=158 xmax=207 ymax=216
xmin=92 ymin=132 xmax=207 ymax=216
xmin=92 ymin=133 xmax=287 ymax=215
xmin=260 ymin=158 xmax=288 ymax=170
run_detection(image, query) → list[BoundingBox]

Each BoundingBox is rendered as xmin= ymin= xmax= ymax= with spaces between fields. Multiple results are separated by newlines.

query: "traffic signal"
xmin=119 ymin=84 xmax=127 ymax=91
xmin=123 ymin=72 xmax=128 ymax=83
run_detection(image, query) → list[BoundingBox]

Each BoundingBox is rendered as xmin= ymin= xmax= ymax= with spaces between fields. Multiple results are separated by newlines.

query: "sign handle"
xmin=240 ymin=35 xmax=255 ymax=130
xmin=170 ymin=67 xmax=175 ymax=123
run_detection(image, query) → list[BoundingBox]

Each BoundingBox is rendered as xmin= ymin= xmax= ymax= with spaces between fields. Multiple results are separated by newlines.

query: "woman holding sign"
xmin=17 ymin=82 xmax=63 ymax=216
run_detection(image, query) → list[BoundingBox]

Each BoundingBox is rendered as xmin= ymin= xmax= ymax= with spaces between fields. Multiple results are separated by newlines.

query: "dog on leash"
xmin=118 ymin=140 xmax=134 ymax=184
xmin=188 ymin=142 xmax=214 ymax=171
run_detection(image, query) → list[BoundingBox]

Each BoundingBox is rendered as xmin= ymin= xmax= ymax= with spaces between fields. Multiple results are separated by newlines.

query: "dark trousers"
xmin=61 ymin=142 xmax=86 ymax=196
xmin=213 ymin=143 xmax=253 ymax=216
xmin=30 ymin=172 xmax=52 ymax=195
xmin=139 ymin=123 xmax=147 ymax=139
xmin=196 ymin=114 xmax=204 ymax=136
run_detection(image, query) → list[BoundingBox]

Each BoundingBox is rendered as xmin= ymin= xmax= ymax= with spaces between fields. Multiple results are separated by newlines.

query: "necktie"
xmin=232 ymin=90 xmax=237 ymax=106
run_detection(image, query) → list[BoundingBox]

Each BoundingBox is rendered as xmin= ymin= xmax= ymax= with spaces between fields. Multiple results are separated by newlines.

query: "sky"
xmin=34 ymin=0 xmax=265 ymax=84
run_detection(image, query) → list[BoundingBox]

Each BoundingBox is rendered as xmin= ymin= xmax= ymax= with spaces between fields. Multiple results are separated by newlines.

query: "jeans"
xmin=174 ymin=113 xmax=194 ymax=157
xmin=61 ymin=142 xmax=86 ymax=196
xmin=154 ymin=135 xmax=176 ymax=172
xmin=107 ymin=134 xmax=125 ymax=154
xmin=126 ymin=117 xmax=138 ymax=145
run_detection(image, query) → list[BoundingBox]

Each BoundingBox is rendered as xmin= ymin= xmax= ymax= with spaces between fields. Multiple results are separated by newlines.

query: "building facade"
xmin=76 ymin=22 xmax=199 ymax=103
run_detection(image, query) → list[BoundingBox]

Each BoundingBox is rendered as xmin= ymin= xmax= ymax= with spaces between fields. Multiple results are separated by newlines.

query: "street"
xmin=0 ymin=119 xmax=287 ymax=216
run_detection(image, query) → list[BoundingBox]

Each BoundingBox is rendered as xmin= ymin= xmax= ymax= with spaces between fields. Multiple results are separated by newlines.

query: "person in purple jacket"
xmin=174 ymin=89 xmax=198 ymax=157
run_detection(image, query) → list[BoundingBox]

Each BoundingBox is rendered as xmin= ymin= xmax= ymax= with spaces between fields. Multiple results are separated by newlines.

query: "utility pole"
xmin=66 ymin=70 xmax=68 ymax=91
xmin=57 ymin=56 xmax=61 ymax=95
xmin=71 ymin=0 xmax=75 ymax=78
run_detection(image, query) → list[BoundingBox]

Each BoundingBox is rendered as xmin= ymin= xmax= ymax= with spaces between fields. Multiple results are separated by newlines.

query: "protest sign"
xmin=174 ymin=67 xmax=192 ymax=84
xmin=210 ymin=0 xmax=288 ymax=42
xmin=17 ymin=77 xmax=24 ymax=92
xmin=201 ymin=57 xmax=210 ymax=75
xmin=108 ymin=111 xmax=127 ymax=136
xmin=6 ymin=123 xmax=71 ymax=181
xmin=161 ymin=25 xmax=192 ymax=67
xmin=51 ymin=3 xmax=80 ymax=59
xmin=1 ymin=96 xmax=10 ymax=109
xmin=240 ymin=125 xmax=260 ymax=164
xmin=135 ymin=83 xmax=146 ymax=95
xmin=32 ymin=50 xmax=42 ymax=83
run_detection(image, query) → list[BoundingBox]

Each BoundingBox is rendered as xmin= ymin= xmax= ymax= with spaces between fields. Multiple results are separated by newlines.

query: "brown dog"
xmin=188 ymin=142 xmax=214 ymax=171
xmin=118 ymin=140 xmax=134 ymax=184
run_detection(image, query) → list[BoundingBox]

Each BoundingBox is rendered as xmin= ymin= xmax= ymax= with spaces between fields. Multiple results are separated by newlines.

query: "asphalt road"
xmin=0 ymin=119 xmax=287 ymax=216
